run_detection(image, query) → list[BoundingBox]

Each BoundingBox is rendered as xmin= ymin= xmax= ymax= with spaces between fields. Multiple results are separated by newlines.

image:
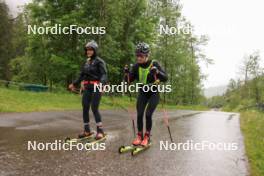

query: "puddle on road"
xmin=0 ymin=126 xmax=79 ymax=175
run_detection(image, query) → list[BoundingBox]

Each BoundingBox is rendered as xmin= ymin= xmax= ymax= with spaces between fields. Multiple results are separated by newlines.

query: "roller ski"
xmin=85 ymin=133 xmax=107 ymax=148
xmin=118 ymin=132 xmax=142 ymax=154
xmin=118 ymin=145 xmax=136 ymax=153
xmin=131 ymin=142 xmax=152 ymax=156
xmin=119 ymin=132 xmax=152 ymax=156
xmin=65 ymin=126 xmax=106 ymax=144
xmin=85 ymin=126 xmax=107 ymax=147
xmin=131 ymin=132 xmax=151 ymax=156
xmin=65 ymin=131 xmax=94 ymax=144
xmin=119 ymin=143 xmax=152 ymax=155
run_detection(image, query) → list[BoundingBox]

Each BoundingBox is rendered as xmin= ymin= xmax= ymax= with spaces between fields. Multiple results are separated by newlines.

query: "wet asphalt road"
xmin=0 ymin=110 xmax=249 ymax=176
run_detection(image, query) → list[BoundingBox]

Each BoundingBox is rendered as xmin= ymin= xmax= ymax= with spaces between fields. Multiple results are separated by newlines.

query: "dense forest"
xmin=0 ymin=0 xmax=210 ymax=105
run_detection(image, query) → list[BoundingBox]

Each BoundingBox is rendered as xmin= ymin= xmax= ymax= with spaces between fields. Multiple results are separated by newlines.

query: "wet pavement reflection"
xmin=0 ymin=110 xmax=248 ymax=176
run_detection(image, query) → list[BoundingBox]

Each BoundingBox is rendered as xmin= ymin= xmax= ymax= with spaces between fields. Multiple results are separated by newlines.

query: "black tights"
xmin=136 ymin=91 xmax=159 ymax=133
xmin=82 ymin=86 xmax=102 ymax=131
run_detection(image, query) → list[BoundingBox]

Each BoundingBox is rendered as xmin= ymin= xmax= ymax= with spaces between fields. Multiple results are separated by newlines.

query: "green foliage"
xmin=0 ymin=1 xmax=13 ymax=79
xmin=149 ymin=0 xmax=209 ymax=104
xmin=3 ymin=0 xmax=208 ymax=105
xmin=240 ymin=111 xmax=264 ymax=176
xmin=207 ymin=96 xmax=225 ymax=108
xmin=9 ymin=56 xmax=34 ymax=82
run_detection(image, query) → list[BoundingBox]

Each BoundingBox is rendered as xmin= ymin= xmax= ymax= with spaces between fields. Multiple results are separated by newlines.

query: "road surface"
xmin=0 ymin=110 xmax=249 ymax=176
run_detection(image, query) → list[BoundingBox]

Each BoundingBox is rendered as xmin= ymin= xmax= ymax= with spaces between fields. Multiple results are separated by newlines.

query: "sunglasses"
xmin=136 ymin=53 xmax=147 ymax=57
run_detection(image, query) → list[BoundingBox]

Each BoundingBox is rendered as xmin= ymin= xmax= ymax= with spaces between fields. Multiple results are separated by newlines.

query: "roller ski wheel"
xmin=64 ymin=137 xmax=71 ymax=143
xmin=64 ymin=132 xmax=94 ymax=144
xmin=131 ymin=143 xmax=152 ymax=156
xmin=85 ymin=134 xmax=107 ymax=148
xmin=118 ymin=145 xmax=136 ymax=154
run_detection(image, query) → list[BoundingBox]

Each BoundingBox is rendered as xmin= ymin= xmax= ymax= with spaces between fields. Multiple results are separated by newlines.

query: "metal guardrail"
xmin=239 ymin=104 xmax=264 ymax=111
xmin=0 ymin=80 xmax=48 ymax=92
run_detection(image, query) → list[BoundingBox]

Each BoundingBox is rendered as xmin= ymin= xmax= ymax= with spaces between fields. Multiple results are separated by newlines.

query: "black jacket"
xmin=73 ymin=56 xmax=107 ymax=86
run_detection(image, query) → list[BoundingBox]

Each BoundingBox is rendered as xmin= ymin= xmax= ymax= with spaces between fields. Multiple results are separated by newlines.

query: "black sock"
xmin=84 ymin=124 xmax=90 ymax=132
xmin=97 ymin=126 xmax=103 ymax=133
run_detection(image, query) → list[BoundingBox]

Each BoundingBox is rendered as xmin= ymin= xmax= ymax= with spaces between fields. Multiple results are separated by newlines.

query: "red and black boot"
xmin=132 ymin=132 xmax=143 ymax=146
xmin=141 ymin=131 xmax=151 ymax=147
xmin=78 ymin=124 xmax=93 ymax=138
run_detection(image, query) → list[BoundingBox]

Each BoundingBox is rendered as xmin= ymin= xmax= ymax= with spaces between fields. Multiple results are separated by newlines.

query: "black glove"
xmin=100 ymin=75 xmax=108 ymax=86
xmin=150 ymin=66 xmax=159 ymax=75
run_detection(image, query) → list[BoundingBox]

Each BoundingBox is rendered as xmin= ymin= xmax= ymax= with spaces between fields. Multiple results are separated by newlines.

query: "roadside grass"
xmin=0 ymin=88 xmax=133 ymax=112
xmin=166 ymin=104 xmax=209 ymax=111
xmin=0 ymin=87 xmax=207 ymax=112
xmin=240 ymin=111 xmax=264 ymax=176
xmin=0 ymin=88 xmax=81 ymax=112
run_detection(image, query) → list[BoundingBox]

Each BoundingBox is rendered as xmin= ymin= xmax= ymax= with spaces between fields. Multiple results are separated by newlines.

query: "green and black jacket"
xmin=126 ymin=60 xmax=168 ymax=84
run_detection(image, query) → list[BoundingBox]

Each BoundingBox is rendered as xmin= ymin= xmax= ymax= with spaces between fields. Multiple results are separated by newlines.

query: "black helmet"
xmin=85 ymin=40 xmax=98 ymax=54
xmin=135 ymin=42 xmax=150 ymax=56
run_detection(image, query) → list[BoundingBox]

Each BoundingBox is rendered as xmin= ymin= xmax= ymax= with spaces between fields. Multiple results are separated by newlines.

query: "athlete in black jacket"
xmin=124 ymin=42 xmax=168 ymax=146
xmin=69 ymin=40 xmax=107 ymax=140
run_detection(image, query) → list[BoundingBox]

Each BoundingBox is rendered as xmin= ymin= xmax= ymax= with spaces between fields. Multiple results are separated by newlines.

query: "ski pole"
xmin=108 ymin=84 xmax=136 ymax=137
xmin=163 ymin=107 xmax=173 ymax=142
xmin=132 ymin=120 xmax=136 ymax=137
xmin=153 ymin=73 xmax=173 ymax=142
xmin=128 ymin=108 xmax=136 ymax=137
xmin=126 ymin=72 xmax=136 ymax=137
xmin=161 ymin=90 xmax=173 ymax=142
xmin=124 ymin=65 xmax=132 ymax=102
xmin=123 ymin=68 xmax=136 ymax=137
xmin=127 ymin=73 xmax=132 ymax=102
